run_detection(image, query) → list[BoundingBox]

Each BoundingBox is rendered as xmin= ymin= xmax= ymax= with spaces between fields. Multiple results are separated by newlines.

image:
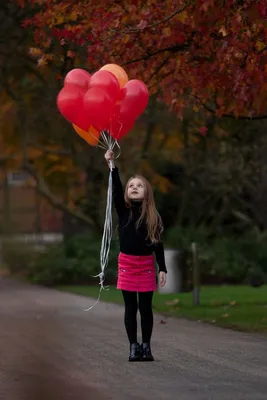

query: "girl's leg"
xmin=138 ymin=291 xmax=154 ymax=361
xmin=121 ymin=290 xmax=138 ymax=344
xmin=122 ymin=290 xmax=141 ymax=361
xmin=138 ymin=291 xmax=154 ymax=343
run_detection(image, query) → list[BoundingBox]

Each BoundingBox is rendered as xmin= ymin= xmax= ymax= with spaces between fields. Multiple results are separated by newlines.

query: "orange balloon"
xmin=100 ymin=64 xmax=128 ymax=88
xmin=73 ymin=124 xmax=100 ymax=146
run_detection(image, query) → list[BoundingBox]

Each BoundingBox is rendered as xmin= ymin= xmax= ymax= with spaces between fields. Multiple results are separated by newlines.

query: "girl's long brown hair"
xmin=124 ymin=175 xmax=163 ymax=243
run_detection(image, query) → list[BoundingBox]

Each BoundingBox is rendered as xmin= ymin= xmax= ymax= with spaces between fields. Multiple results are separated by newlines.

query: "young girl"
xmin=104 ymin=150 xmax=167 ymax=362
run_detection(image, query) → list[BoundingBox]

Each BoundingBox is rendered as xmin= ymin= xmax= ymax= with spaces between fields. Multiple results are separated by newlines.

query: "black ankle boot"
xmin=129 ymin=342 xmax=141 ymax=362
xmin=141 ymin=342 xmax=154 ymax=361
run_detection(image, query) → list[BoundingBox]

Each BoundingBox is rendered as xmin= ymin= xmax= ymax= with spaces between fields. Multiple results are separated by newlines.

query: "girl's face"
xmin=127 ymin=178 xmax=145 ymax=201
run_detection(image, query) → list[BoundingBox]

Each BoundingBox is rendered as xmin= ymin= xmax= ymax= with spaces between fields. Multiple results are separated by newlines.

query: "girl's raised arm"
xmin=104 ymin=150 xmax=126 ymax=215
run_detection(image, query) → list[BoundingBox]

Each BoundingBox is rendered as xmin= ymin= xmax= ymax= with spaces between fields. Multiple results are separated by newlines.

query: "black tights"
xmin=122 ymin=290 xmax=154 ymax=344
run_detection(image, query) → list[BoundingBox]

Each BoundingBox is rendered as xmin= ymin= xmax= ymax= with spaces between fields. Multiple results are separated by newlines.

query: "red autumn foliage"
xmin=18 ymin=0 xmax=267 ymax=119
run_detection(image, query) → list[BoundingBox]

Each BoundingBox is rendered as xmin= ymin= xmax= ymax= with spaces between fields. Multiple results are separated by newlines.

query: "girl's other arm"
xmin=104 ymin=150 xmax=125 ymax=213
xmin=154 ymin=241 xmax=167 ymax=273
xmin=154 ymin=242 xmax=167 ymax=287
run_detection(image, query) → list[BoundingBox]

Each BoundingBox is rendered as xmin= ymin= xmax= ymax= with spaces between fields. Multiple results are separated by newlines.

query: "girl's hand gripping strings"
xmin=105 ymin=150 xmax=115 ymax=168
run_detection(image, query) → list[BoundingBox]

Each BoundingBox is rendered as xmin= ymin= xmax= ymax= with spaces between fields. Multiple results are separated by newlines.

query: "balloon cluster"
xmin=56 ymin=64 xmax=149 ymax=147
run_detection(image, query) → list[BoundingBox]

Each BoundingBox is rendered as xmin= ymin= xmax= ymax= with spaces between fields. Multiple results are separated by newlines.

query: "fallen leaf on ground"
xmin=211 ymin=300 xmax=221 ymax=306
xmin=165 ymin=298 xmax=180 ymax=306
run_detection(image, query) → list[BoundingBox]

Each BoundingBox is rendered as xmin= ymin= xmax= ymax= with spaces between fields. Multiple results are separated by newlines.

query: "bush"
xmin=28 ymin=244 xmax=70 ymax=286
xmin=165 ymin=225 xmax=267 ymax=284
xmin=165 ymin=224 xmax=209 ymax=251
xmin=202 ymin=236 xmax=250 ymax=283
xmin=28 ymin=233 xmax=120 ymax=286
xmin=1 ymin=240 xmax=39 ymax=278
xmin=5 ymin=227 xmax=266 ymax=287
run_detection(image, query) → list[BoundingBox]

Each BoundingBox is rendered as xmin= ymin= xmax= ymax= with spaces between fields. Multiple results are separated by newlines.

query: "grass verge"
xmin=57 ymin=284 xmax=267 ymax=334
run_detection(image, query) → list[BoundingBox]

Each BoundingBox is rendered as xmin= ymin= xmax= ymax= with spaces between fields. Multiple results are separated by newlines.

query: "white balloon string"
xmin=100 ymin=130 xmax=109 ymax=147
xmin=97 ymin=142 xmax=108 ymax=150
xmin=83 ymin=287 xmax=102 ymax=312
xmin=112 ymin=120 xmax=123 ymax=142
xmin=84 ymin=134 xmax=114 ymax=312
xmin=113 ymin=140 xmax=121 ymax=158
xmin=108 ymin=118 xmax=121 ymax=156
xmin=83 ymin=127 xmax=123 ymax=312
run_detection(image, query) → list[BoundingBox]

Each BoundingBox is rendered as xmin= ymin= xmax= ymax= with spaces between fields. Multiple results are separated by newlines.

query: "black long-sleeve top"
xmin=112 ymin=167 xmax=167 ymax=273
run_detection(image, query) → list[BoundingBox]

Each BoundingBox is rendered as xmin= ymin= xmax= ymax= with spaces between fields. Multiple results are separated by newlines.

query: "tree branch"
xmin=22 ymin=160 xmax=94 ymax=229
xmin=27 ymin=142 xmax=73 ymax=156
xmin=147 ymin=54 xmax=172 ymax=83
xmin=16 ymin=105 xmax=94 ymax=229
xmin=188 ymin=93 xmax=267 ymax=120
xmin=0 ymin=153 xmax=21 ymax=162
xmin=121 ymin=43 xmax=190 ymax=65
xmin=111 ymin=2 xmax=192 ymax=33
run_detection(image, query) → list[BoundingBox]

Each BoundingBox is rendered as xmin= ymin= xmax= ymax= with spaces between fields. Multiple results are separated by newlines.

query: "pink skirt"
xmin=117 ymin=252 xmax=157 ymax=292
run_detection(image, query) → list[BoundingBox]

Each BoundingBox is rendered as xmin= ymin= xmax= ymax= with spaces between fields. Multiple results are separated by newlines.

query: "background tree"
xmin=19 ymin=0 xmax=267 ymax=119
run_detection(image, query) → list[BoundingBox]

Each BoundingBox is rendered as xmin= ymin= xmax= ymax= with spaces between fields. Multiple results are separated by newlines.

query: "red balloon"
xmin=57 ymin=84 xmax=91 ymax=131
xmin=83 ymin=87 xmax=114 ymax=131
xmin=117 ymin=88 xmax=126 ymax=101
xmin=75 ymin=107 xmax=91 ymax=132
xmin=110 ymin=117 xmax=134 ymax=140
xmin=89 ymin=70 xmax=120 ymax=101
xmin=64 ymin=68 xmax=91 ymax=91
xmin=116 ymin=79 xmax=149 ymax=120
xmin=109 ymin=104 xmax=135 ymax=140
xmin=57 ymin=84 xmax=85 ymax=126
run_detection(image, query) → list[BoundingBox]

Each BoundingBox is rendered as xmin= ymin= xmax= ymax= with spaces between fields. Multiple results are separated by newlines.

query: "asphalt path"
xmin=0 ymin=279 xmax=267 ymax=400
